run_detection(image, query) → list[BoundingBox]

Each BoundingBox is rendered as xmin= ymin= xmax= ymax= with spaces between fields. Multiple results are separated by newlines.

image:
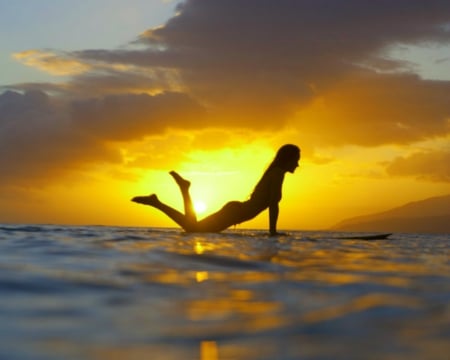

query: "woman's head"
xmin=251 ymin=144 xmax=301 ymax=197
xmin=271 ymin=144 xmax=301 ymax=173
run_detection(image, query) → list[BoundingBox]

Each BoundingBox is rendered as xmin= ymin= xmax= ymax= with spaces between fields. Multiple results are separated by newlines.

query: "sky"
xmin=1 ymin=0 xmax=449 ymax=230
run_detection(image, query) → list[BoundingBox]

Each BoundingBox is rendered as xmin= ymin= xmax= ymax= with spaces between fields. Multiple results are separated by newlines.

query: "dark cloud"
xmin=0 ymin=90 xmax=118 ymax=187
xmin=66 ymin=70 xmax=172 ymax=97
xmin=4 ymin=69 xmax=176 ymax=99
xmin=71 ymin=91 xmax=206 ymax=141
xmin=70 ymin=0 xmax=450 ymax=135
xmin=386 ymin=150 xmax=450 ymax=183
xmin=140 ymin=0 xmax=450 ymax=69
xmin=0 ymin=89 xmax=205 ymax=188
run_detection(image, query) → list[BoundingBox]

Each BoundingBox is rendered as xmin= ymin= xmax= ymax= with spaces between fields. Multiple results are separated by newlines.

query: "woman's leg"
xmin=131 ymin=194 xmax=195 ymax=230
xmin=131 ymin=171 xmax=198 ymax=231
xmin=169 ymin=171 xmax=197 ymax=224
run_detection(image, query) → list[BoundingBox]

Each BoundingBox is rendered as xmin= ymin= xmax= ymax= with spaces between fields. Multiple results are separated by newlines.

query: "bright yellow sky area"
xmin=1 ymin=131 xmax=448 ymax=230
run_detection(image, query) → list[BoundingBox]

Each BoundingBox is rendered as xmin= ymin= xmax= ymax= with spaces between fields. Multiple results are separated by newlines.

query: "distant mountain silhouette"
xmin=331 ymin=194 xmax=450 ymax=234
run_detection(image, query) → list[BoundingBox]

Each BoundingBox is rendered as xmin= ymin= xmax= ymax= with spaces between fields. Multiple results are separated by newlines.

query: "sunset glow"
xmin=194 ymin=201 xmax=207 ymax=215
xmin=0 ymin=1 xmax=449 ymax=230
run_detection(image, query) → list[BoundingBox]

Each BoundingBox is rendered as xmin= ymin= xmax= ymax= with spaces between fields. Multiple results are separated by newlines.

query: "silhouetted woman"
xmin=132 ymin=144 xmax=300 ymax=235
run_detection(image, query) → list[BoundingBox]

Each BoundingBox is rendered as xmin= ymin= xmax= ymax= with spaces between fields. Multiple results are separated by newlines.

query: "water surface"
xmin=0 ymin=225 xmax=449 ymax=359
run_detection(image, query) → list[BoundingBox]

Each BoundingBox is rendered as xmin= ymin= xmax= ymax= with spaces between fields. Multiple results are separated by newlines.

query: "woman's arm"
xmin=269 ymin=202 xmax=279 ymax=235
xmin=268 ymin=168 xmax=285 ymax=235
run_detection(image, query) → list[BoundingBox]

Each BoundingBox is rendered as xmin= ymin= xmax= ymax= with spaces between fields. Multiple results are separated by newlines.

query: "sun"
xmin=194 ymin=200 xmax=207 ymax=214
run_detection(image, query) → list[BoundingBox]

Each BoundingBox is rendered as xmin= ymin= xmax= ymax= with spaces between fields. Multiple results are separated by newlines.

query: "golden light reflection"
xmin=193 ymin=240 xmax=219 ymax=255
xmin=187 ymin=298 xmax=281 ymax=322
xmin=196 ymin=271 xmax=209 ymax=283
xmin=200 ymin=341 xmax=219 ymax=360
xmin=147 ymin=268 xmax=279 ymax=286
xmin=302 ymin=294 xmax=421 ymax=324
xmin=231 ymin=289 xmax=252 ymax=301
xmin=149 ymin=270 xmax=191 ymax=285
xmin=280 ymin=247 xmax=433 ymax=287
xmin=195 ymin=240 xmax=205 ymax=255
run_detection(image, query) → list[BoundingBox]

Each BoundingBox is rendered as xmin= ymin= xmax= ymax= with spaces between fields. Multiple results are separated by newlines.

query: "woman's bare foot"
xmin=169 ymin=171 xmax=190 ymax=191
xmin=131 ymin=194 xmax=160 ymax=206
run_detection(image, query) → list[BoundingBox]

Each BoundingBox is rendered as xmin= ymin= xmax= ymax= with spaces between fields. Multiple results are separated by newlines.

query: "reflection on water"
xmin=0 ymin=225 xmax=449 ymax=359
xmin=201 ymin=341 xmax=218 ymax=360
xmin=196 ymin=270 xmax=209 ymax=283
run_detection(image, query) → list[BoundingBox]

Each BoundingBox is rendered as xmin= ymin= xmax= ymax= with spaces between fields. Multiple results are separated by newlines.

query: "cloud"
xmin=71 ymin=91 xmax=206 ymax=141
xmin=2 ymin=0 xmax=450 ymax=189
xmin=0 ymin=90 xmax=118 ymax=187
xmin=386 ymin=150 xmax=450 ymax=182
xmin=13 ymin=50 xmax=91 ymax=76
xmin=0 ymin=89 xmax=204 ymax=188
xmin=69 ymin=0 xmax=450 ymax=135
xmin=298 ymin=73 xmax=450 ymax=146
xmin=66 ymin=68 xmax=183 ymax=96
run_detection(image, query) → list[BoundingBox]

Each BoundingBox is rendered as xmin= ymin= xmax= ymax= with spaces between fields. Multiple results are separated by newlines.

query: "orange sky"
xmin=1 ymin=0 xmax=449 ymax=230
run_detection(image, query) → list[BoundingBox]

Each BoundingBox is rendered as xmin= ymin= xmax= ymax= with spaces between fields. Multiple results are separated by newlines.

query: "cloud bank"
xmin=2 ymin=0 xmax=450 ymax=188
xmin=386 ymin=150 xmax=450 ymax=182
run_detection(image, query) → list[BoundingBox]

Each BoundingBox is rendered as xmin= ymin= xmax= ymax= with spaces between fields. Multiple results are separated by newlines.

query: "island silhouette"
xmin=331 ymin=194 xmax=450 ymax=234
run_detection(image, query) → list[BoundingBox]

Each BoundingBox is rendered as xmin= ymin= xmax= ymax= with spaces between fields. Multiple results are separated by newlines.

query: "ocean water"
xmin=0 ymin=225 xmax=448 ymax=360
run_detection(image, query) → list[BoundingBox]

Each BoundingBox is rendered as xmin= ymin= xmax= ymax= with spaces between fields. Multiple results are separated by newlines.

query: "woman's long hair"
xmin=250 ymin=144 xmax=300 ymax=197
xmin=265 ymin=144 xmax=300 ymax=173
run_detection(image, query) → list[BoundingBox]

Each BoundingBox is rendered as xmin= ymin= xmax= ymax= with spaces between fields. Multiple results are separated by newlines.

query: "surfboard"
xmin=333 ymin=233 xmax=392 ymax=240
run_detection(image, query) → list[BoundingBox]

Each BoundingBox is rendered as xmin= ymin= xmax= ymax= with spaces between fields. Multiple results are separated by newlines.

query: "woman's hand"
xmin=269 ymin=231 xmax=288 ymax=237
